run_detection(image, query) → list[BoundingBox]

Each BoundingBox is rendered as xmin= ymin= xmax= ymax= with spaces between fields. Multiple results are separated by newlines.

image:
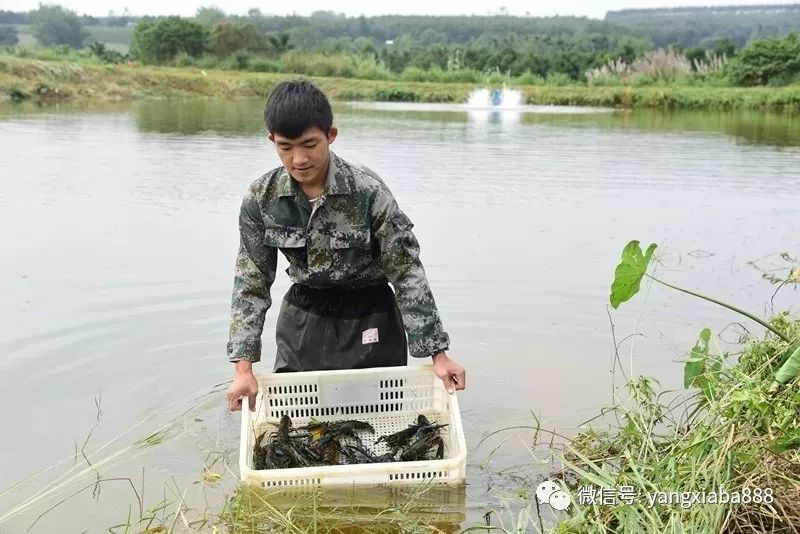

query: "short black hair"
xmin=264 ymin=80 xmax=333 ymax=138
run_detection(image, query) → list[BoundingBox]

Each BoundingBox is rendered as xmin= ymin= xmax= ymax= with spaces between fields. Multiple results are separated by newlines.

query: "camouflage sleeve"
xmin=371 ymin=185 xmax=450 ymax=359
xmin=227 ymin=187 xmax=278 ymax=363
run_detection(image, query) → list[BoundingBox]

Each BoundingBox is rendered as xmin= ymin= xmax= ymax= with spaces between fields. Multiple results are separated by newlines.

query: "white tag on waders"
xmin=362 ymin=328 xmax=379 ymax=344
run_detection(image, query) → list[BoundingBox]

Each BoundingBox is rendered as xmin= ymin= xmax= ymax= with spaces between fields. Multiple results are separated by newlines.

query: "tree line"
xmin=1 ymin=4 xmax=799 ymax=86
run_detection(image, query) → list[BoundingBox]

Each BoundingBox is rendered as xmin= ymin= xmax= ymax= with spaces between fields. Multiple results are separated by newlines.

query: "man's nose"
xmin=293 ymin=150 xmax=309 ymax=165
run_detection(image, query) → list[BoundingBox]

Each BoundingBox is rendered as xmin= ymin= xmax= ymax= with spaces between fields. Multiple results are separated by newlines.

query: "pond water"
xmin=1 ymin=99 xmax=798 ymax=531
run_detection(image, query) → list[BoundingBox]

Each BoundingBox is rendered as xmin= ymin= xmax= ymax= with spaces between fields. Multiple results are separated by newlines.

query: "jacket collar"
xmin=277 ymin=152 xmax=353 ymax=198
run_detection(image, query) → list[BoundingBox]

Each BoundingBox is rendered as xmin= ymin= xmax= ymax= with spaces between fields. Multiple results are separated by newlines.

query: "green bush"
xmin=233 ymin=51 xmax=250 ymax=70
xmin=210 ymin=22 xmax=264 ymax=57
xmin=276 ymin=51 xmax=390 ymax=79
xmin=399 ymin=66 xmax=429 ymax=82
xmin=338 ymin=89 xmax=370 ymax=100
xmin=87 ymin=41 xmax=127 ymax=64
xmin=449 ymin=70 xmax=481 ymax=83
xmin=485 ymin=72 xmax=509 ymax=85
xmin=130 ymin=17 xmax=209 ymax=64
xmin=351 ymin=57 xmax=392 ymax=80
xmin=727 ymin=33 xmax=800 ymax=86
xmin=421 ymin=67 xmax=482 ymax=83
xmin=249 ymin=58 xmax=280 ymax=72
xmin=374 ymin=87 xmax=419 ymax=101
xmin=0 ymin=26 xmax=19 ymax=46
xmin=587 ymin=73 xmax=625 ymax=86
xmin=8 ymin=86 xmax=29 ymax=101
xmin=195 ymin=55 xmax=222 ymax=69
xmin=31 ymin=5 xmax=88 ymax=48
xmin=515 ymin=71 xmax=546 ymax=85
xmin=631 ymin=73 xmax=658 ymax=86
xmin=174 ymin=51 xmax=196 ymax=67
xmin=545 ymin=72 xmax=574 ymax=86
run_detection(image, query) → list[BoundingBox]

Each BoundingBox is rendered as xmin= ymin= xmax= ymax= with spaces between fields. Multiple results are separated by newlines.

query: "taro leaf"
xmin=775 ymin=344 xmax=800 ymax=385
xmin=684 ymin=328 xmax=712 ymax=389
xmin=769 ymin=429 xmax=800 ymax=453
xmin=610 ymin=241 xmax=658 ymax=309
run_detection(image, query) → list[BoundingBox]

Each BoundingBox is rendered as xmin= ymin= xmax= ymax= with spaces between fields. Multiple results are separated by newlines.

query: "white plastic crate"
xmin=239 ymin=364 xmax=467 ymax=488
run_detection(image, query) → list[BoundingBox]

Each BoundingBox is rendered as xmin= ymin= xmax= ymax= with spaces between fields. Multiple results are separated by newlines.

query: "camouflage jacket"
xmin=227 ymin=152 xmax=450 ymax=363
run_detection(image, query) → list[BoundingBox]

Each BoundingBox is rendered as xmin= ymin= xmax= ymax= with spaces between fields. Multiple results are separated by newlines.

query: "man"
xmin=226 ymin=80 xmax=466 ymax=412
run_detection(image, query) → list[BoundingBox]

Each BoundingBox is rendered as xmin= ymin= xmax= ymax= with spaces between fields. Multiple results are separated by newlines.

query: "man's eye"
xmin=304 ymin=143 xmax=317 ymax=148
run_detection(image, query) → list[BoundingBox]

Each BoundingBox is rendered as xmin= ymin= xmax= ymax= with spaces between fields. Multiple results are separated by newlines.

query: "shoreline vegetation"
xmin=2 ymin=55 xmax=800 ymax=110
xmin=2 ymin=5 xmax=800 ymax=110
xmin=1 ymin=246 xmax=797 ymax=532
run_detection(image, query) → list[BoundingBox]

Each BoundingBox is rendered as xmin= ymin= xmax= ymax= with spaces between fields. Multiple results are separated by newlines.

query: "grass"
xmin=218 ymin=483 xmax=466 ymax=533
xmin=1 ymin=54 xmax=800 ymax=109
xmin=550 ymin=313 xmax=800 ymax=532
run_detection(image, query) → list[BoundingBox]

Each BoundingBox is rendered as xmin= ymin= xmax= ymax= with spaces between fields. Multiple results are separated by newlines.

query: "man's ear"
xmin=327 ymin=127 xmax=338 ymax=144
xmin=267 ymin=132 xmax=274 ymax=143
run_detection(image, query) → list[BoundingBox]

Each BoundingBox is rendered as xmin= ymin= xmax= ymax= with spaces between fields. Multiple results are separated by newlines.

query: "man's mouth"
xmin=295 ymin=166 xmax=312 ymax=171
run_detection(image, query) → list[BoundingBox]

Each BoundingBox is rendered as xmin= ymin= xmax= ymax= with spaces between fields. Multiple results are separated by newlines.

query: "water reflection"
xmin=134 ymin=99 xmax=265 ymax=136
xmin=467 ymin=108 xmax=522 ymax=125
xmin=3 ymin=99 xmax=798 ymax=147
xmin=234 ymin=483 xmax=467 ymax=532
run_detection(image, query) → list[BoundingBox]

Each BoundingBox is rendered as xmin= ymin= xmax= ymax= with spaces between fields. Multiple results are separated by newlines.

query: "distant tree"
xmin=358 ymin=15 xmax=369 ymax=36
xmin=727 ymin=32 xmax=800 ymax=86
xmin=684 ymin=46 xmax=707 ymax=68
xmin=195 ymin=6 xmax=226 ymax=27
xmin=130 ymin=16 xmax=209 ymax=63
xmin=353 ymin=36 xmax=377 ymax=58
xmin=417 ymin=28 xmax=447 ymax=46
xmin=310 ymin=10 xmax=342 ymax=20
xmin=210 ymin=22 xmax=264 ymax=56
xmin=267 ymin=32 xmax=293 ymax=54
xmin=615 ymin=38 xmax=649 ymax=63
xmin=247 ymin=8 xmax=262 ymax=19
xmin=713 ymin=37 xmax=736 ymax=58
xmin=31 ymin=4 xmax=89 ymax=48
xmin=88 ymin=41 xmax=127 ymax=63
xmin=0 ymin=10 xmax=30 ymax=24
xmin=0 ymin=25 xmax=18 ymax=45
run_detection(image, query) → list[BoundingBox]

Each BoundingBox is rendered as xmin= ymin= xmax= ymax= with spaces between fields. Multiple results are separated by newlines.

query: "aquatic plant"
xmin=611 ymin=240 xmax=799 ymax=386
xmin=552 ymin=242 xmax=800 ymax=532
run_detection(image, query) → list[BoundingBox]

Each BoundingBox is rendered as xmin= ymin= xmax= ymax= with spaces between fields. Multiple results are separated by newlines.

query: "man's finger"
xmin=228 ymin=394 xmax=242 ymax=412
xmin=455 ymin=369 xmax=466 ymax=390
xmin=443 ymin=375 xmax=455 ymax=394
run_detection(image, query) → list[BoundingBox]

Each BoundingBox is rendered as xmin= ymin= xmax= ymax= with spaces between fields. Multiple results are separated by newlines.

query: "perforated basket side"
xmin=240 ymin=365 xmax=466 ymax=487
xmin=256 ymin=366 xmax=445 ymax=423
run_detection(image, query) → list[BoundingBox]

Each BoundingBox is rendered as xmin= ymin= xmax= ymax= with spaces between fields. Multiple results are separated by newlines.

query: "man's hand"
xmin=227 ymin=360 xmax=259 ymax=411
xmin=431 ymin=352 xmax=466 ymax=394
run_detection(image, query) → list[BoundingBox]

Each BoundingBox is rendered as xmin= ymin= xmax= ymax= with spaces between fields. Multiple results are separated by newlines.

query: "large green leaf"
xmin=684 ymin=328 xmax=712 ymax=389
xmin=609 ymin=240 xmax=658 ymax=309
xmin=775 ymin=344 xmax=800 ymax=384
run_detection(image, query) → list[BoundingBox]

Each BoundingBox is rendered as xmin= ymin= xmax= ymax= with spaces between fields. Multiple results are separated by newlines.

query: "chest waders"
xmin=273 ymin=283 xmax=408 ymax=372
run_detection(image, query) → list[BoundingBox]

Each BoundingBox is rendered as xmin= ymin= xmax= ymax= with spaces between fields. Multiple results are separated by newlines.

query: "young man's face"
xmin=269 ymin=126 xmax=338 ymax=186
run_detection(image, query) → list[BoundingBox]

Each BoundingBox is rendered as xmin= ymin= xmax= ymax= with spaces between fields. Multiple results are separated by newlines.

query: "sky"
xmin=1 ymin=0 xmax=798 ymax=19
